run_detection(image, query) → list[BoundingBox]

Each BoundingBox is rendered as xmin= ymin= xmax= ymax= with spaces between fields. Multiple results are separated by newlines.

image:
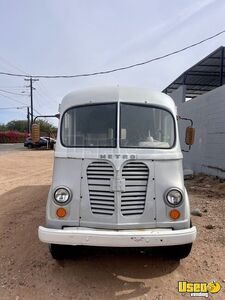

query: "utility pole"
xmin=30 ymin=78 xmax=34 ymax=125
xmin=24 ymin=77 xmax=39 ymax=126
xmin=27 ymin=106 xmax=30 ymax=134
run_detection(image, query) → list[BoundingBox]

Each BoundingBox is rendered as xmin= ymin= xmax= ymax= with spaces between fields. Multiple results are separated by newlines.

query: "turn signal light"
xmin=56 ymin=207 xmax=67 ymax=218
xmin=169 ymin=209 xmax=180 ymax=220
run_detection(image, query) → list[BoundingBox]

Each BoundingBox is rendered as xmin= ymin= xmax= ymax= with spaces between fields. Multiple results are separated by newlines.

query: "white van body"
xmin=38 ymin=86 xmax=196 ymax=259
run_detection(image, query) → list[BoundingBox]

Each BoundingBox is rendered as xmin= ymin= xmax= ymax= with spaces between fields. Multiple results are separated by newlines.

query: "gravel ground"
xmin=0 ymin=150 xmax=224 ymax=300
xmin=0 ymin=144 xmax=25 ymax=155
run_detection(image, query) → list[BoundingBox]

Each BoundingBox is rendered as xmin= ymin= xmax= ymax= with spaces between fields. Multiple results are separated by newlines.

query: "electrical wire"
xmin=0 ymin=92 xmax=28 ymax=106
xmin=33 ymin=108 xmax=42 ymax=115
xmin=0 ymin=57 xmax=48 ymax=118
xmin=0 ymin=89 xmax=28 ymax=96
xmin=0 ymin=85 xmax=26 ymax=89
xmin=35 ymin=89 xmax=51 ymax=107
xmin=36 ymin=81 xmax=58 ymax=105
xmin=0 ymin=106 xmax=28 ymax=110
xmin=0 ymin=29 xmax=224 ymax=79
xmin=35 ymin=89 xmax=57 ymax=110
xmin=0 ymin=55 xmax=29 ymax=75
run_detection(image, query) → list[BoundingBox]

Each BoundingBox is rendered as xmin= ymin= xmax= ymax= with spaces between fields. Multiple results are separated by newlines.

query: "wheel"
xmin=28 ymin=144 xmax=33 ymax=149
xmin=49 ymin=244 xmax=66 ymax=260
xmin=166 ymin=243 xmax=193 ymax=260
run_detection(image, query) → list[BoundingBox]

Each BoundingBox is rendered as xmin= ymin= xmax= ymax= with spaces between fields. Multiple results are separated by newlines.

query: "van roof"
xmin=61 ymin=86 xmax=176 ymax=113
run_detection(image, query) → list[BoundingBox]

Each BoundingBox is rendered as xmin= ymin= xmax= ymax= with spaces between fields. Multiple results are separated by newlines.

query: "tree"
xmin=36 ymin=119 xmax=57 ymax=134
xmin=0 ymin=124 xmax=7 ymax=131
xmin=1 ymin=119 xmax=57 ymax=135
xmin=6 ymin=120 xmax=27 ymax=132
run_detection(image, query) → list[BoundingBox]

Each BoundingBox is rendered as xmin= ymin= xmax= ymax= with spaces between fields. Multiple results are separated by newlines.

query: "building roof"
xmin=163 ymin=46 xmax=225 ymax=98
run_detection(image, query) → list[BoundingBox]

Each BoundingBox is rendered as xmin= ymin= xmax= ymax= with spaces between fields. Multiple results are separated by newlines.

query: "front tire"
xmin=49 ymin=244 xmax=66 ymax=260
xmin=166 ymin=243 xmax=193 ymax=260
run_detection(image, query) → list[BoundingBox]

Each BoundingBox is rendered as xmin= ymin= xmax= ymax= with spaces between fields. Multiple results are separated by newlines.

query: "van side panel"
xmin=46 ymin=158 xmax=82 ymax=229
xmin=154 ymin=159 xmax=190 ymax=229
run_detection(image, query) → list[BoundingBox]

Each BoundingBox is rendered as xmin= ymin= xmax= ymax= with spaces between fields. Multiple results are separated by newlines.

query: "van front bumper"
xmin=38 ymin=226 xmax=197 ymax=247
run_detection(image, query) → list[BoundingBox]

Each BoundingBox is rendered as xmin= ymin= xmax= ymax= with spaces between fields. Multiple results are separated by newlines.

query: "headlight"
xmin=165 ymin=189 xmax=183 ymax=206
xmin=54 ymin=187 xmax=71 ymax=204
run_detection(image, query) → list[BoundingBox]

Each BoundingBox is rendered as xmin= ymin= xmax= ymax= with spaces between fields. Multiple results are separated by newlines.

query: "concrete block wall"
xmin=169 ymin=85 xmax=225 ymax=178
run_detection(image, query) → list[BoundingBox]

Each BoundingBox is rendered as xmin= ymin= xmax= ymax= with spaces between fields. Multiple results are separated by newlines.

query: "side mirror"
xmin=185 ymin=127 xmax=195 ymax=146
xmin=32 ymin=123 xmax=40 ymax=143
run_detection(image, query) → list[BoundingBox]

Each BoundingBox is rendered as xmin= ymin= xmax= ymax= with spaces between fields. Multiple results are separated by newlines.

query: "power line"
xmin=0 ymin=54 xmax=29 ymax=75
xmin=35 ymin=88 xmax=58 ymax=110
xmin=0 ymin=56 xmax=53 ymax=111
xmin=0 ymin=92 xmax=28 ymax=106
xmin=0 ymin=88 xmax=28 ymax=96
xmin=0 ymin=29 xmax=225 ymax=79
xmin=0 ymin=57 xmax=43 ymax=119
xmin=36 ymin=81 xmax=58 ymax=105
xmin=33 ymin=108 xmax=42 ymax=115
xmin=0 ymin=106 xmax=28 ymax=110
xmin=0 ymin=85 xmax=26 ymax=89
xmin=0 ymin=56 xmax=43 ymax=118
xmin=0 ymin=55 xmax=45 ymax=116
xmin=35 ymin=89 xmax=52 ymax=107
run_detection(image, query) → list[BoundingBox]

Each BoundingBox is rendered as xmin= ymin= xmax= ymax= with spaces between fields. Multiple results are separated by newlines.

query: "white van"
xmin=38 ymin=86 xmax=197 ymax=260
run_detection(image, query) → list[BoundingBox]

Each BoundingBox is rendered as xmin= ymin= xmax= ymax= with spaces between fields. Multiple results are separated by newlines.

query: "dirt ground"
xmin=0 ymin=150 xmax=224 ymax=300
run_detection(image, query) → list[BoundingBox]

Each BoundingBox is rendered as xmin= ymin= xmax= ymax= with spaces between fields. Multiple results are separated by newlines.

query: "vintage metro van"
xmin=38 ymin=86 xmax=197 ymax=259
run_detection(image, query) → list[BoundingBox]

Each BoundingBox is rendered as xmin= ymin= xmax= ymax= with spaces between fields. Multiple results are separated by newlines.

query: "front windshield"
xmin=120 ymin=103 xmax=175 ymax=148
xmin=61 ymin=103 xmax=117 ymax=147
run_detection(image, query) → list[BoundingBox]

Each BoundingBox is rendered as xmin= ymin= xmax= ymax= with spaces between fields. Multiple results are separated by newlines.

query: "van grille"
xmin=121 ymin=162 xmax=149 ymax=216
xmin=87 ymin=161 xmax=115 ymax=215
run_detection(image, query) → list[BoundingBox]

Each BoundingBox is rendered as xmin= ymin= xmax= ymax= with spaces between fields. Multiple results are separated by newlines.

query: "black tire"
xmin=49 ymin=244 xmax=66 ymax=260
xmin=166 ymin=243 xmax=193 ymax=260
xmin=28 ymin=144 xmax=33 ymax=149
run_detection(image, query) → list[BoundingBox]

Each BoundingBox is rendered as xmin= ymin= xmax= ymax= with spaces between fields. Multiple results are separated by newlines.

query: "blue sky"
xmin=0 ymin=0 xmax=225 ymax=125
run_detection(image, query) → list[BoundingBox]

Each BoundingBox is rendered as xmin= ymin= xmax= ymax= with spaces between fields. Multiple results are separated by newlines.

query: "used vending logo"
xmin=178 ymin=280 xmax=221 ymax=298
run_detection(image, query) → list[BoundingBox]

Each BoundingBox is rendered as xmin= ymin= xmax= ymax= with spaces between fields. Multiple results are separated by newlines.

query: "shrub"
xmin=0 ymin=131 xmax=28 ymax=143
